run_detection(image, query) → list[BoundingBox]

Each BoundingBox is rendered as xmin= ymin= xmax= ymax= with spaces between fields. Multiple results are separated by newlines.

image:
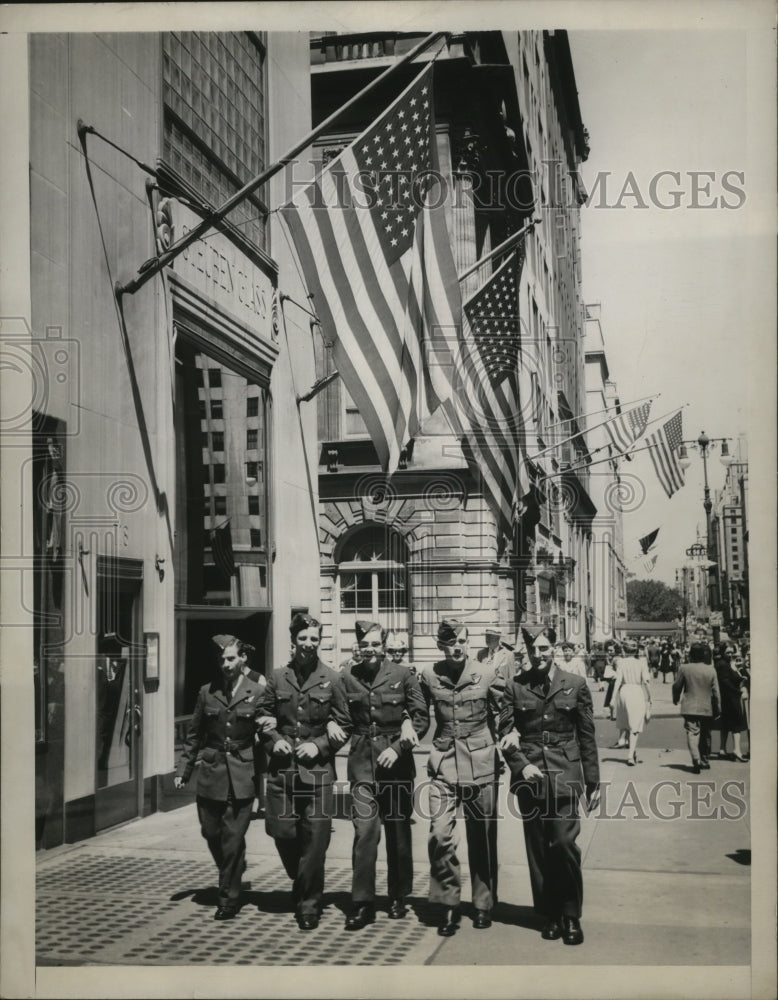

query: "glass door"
xmin=95 ymin=559 xmax=143 ymax=832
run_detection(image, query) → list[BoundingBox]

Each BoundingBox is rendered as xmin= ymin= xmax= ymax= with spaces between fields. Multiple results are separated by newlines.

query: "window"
xmin=208 ymin=369 xmax=222 ymax=388
xmin=247 ymin=395 xmax=259 ymax=417
xmin=174 ymin=336 xmax=270 ymax=610
xmin=246 ymin=428 xmax=258 ymax=450
xmin=336 ymin=525 xmax=409 ymax=663
xmin=162 ymin=32 xmax=267 ymax=248
xmin=343 ymin=386 xmax=368 ymax=438
xmin=210 ymin=399 xmax=223 ymax=420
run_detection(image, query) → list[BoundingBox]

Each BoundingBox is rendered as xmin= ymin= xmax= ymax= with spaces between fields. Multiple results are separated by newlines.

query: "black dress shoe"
xmin=562 ymin=915 xmax=584 ymax=945
xmin=691 ymin=761 xmax=701 ymax=774
xmin=345 ymin=904 xmax=376 ymax=931
xmin=700 ymin=759 xmax=711 ymax=770
xmin=387 ymin=898 xmax=407 ymax=919
xmin=297 ymin=911 xmax=319 ymax=930
xmin=541 ymin=917 xmax=563 ymax=940
xmin=437 ymin=907 xmax=461 ymax=937
xmin=472 ymin=908 xmax=492 ymax=929
xmin=214 ymin=906 xmax=237 ymax=921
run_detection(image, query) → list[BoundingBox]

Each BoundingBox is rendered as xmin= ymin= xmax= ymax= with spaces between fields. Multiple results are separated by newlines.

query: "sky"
xmin=567 ymin=29 xmax=762 ymax=585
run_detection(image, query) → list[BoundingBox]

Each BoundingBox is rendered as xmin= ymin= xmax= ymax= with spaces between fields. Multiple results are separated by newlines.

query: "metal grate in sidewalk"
xmin=37 ymin=852 xmax=437 ymax=966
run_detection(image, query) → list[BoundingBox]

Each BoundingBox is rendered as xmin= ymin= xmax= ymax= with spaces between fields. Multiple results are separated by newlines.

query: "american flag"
xmin=638 ymin=527 xmax=660 ymax=555
xmin=280 ymin=65 xmax=460 ymax=472
xmin=444 ymin=250 xmax=530 ymax=541
xmin=646 ymin=411 xmax=685 ymax=498
xmin=643 ymin=552 xmax=659 ymax=574
xmin=605 ymin=400 xmax=652 ymax=454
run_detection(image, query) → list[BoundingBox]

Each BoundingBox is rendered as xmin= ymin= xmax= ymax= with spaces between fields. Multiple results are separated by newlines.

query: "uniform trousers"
xmin=350 ymin=780 xmax=413 ymax=904
xmin=266 ymin=771 xmax=333 ymax=915
xmin=196 ymin=793 xmax=253 ymax=909
xmin=515 ymin=784 xmax=582 ymax=918
xmin=427 ymin=779 xmax=497 ymax=910
xmin=683 ymin=715 xmax=713 ymax=763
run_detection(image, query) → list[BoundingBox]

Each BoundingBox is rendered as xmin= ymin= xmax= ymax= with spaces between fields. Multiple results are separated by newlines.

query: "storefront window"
xmin=174 ymin=337 xmax=270 ymax=609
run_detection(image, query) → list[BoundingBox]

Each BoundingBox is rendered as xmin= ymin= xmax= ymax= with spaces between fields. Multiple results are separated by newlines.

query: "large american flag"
xmin=444 ymin=249 xmax=530 ymax=541
xmin=280 ymin=65 xmax=460 ymax=472
xmin=646 ymin=411 xmax=685 ymax=497
xmin=605 ymin=400 xmax=652 ymax=454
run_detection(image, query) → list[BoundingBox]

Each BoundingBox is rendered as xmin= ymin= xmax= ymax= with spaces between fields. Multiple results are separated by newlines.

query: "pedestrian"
xmin=609 ymin=638 xmax=652 ymax=765
xmin=339 ymin=642 xmax=363 ymax=673
xmin=557 ymin=641 xmax=588 ymax=680
xmin=670 ymin=641 xmax=682 ymax=680
xmin=417 ymin=620 xmax=505 ymax=936
xmin=477 ymin=626 xmax=514 ymax=678
xmin=646 ymin=639 xmax=661 ymax=679
xmin=589 ymin=642 xmax=606 ymax=687
xmin=384 ymin=630 xmax=411 ymax=669
xmin=672 ymin=640 xmax=721 ymax=775
xmin=174 ymin=636 xmax=266 ymax=920
xmin=602 ymin=642 xmax=619 ymax=719
xmin=257 ymin=613 xmax=348 ymax=930
xmin=499 ymin=632 xmax=600 ymax=946
xmin=658 ymin=641 xmax=673 ymax=683
xmin=713 ymin=643 xmax=748 ymax=761
xmin=332 ymin=620 xmax=429 ymax=929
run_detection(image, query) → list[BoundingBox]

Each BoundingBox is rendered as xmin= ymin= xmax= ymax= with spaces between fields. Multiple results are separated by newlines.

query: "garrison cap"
xmin=355 ymin=620 xmax=382 ymax=642
xmin=289 ymin=612 xmax=320 ymax=639
xmin=437 ymin=619 xmax=467 ymax=645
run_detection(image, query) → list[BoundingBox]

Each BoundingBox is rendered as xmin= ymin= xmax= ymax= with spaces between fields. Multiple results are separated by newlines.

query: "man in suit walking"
xmin=174 ymin=636 xmax=265 ymax=920
xmin=499 ymin=632 xmax=600 ymax=945
xmin=418 ymin=620 xmax=505 ymax=936
xmin=332 ymin=620 xmax=429 ymax=929
xmin=672 ymin=640 xmax=721 ymax=773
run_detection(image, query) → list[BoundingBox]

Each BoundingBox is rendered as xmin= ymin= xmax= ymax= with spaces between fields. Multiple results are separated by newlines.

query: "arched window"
xmin=335 ymin=525 xmax=409 ymax=662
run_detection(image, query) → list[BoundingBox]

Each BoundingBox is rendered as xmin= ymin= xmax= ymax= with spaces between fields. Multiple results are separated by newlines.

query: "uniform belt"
xmin=205 ymin=738 xmax=253 ymax=753
xmin=521 ymin=731 xmax=574 ymax=746
xmin=438 ymin=724 xmax=490 ymax=740
xmin=279 ymin=725 xmax=326 ymax=738
xmin=353 ymin=724 xmax=400 ymax=738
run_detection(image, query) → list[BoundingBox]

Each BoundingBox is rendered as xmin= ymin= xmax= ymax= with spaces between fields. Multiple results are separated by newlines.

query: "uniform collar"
xmin=291 ymin=657 xmax=329 ymax=693
xmin=217 ymin=672 xmax=245 ymax=705
xmin=434 ymin=656 xmax=481 ymax=690
xmin=353 ymin=657 xmax=391 ymax=689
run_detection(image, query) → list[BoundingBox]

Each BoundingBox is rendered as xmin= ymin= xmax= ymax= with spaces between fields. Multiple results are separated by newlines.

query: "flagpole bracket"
xmin=297 ymin=370 xmax=340 ymax=404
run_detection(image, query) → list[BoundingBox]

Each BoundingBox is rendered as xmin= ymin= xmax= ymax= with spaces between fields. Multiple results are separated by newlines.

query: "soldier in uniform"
xmin=329 ymin=620 xmax=429 ymax=929
xmin=174 ymin=636 xmax=265 ymax=920
xmin=418 ymin=620 xmax=505 ymax=936
xmin=499 ymin=632 xmax=600 ymax=945
xmin=257 ymin=613 xmax=347 ymax=930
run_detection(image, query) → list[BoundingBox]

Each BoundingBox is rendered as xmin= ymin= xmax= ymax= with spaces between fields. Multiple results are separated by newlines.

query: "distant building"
xmin=584 ymin=303 xmax=628 ymax=641
xmin=711 ymin=435 xmax=749 ymax=633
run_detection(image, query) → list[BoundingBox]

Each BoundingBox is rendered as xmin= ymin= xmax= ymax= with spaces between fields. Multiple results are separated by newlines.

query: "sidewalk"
xmin=36 ymin=682 xmax=750 ymax=968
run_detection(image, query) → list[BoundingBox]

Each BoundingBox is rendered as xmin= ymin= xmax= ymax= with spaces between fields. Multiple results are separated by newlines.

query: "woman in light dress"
xmin=610 ymin=638 xmax=652 ymax=765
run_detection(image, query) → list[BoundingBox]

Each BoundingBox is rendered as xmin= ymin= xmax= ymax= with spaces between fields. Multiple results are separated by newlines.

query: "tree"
xmin=626 ymin=579 xmax=683 ymax=621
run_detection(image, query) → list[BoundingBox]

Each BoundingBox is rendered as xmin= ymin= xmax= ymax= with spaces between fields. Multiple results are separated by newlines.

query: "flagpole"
xmin=115 ymin=31 xmax=450 ymax=298
xmin=457 ymin=218 xmax=540 ymax=283
xmin=527 ymin=395 xmax=659 ymax=463
xmin=542 ymin=394 xmax=657 ymax=435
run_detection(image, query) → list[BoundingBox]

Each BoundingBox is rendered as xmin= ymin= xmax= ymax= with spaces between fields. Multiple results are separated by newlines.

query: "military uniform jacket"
xmin=258 ymin=658 xmax=346 ymax=784
xmin=335 ymin=660 xmax=429 ymax=784
xmin=176 ymin=675 xmax=265 ymax=800
xmin=499 ymin=667 xmax=599 ymax=799
xmin=418 ymin=657 xmax=505 ymax=786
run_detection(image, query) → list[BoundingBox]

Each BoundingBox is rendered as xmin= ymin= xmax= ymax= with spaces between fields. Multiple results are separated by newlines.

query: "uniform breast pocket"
xmin=516 ymin=702 xmax=535 ymax=714
xmin=462 ymin=693 xmax=487 ymax=720
xmin=381 ymin=693 xmax=404 ymax=721
xmin=557 ymin=700 xmax=576 ymax=714
xmin=234 ymin=708 xmax=257 ymax=736
xmin=309 ymin=694 xmax=332 ymax=722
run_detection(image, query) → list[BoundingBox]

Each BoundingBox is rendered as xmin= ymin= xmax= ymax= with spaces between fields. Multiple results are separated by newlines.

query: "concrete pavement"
xmin=36 ymin=675 xmax=750 ymax=968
